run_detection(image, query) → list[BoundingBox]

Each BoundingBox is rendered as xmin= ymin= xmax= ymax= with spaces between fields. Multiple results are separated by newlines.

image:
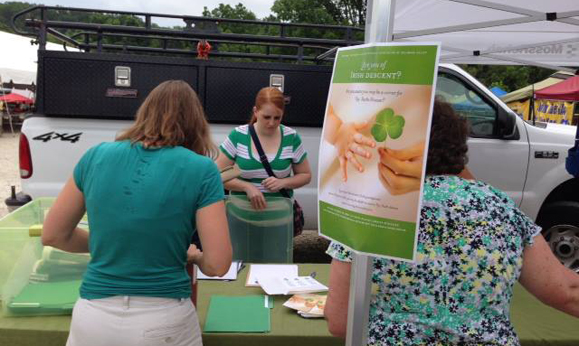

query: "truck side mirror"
xmin=497 ymin=108 xmax=519 ymax=140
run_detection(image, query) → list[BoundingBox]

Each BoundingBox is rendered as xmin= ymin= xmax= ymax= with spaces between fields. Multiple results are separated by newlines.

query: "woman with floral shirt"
xmin=324 ymin=99 xmax=579 ymax=345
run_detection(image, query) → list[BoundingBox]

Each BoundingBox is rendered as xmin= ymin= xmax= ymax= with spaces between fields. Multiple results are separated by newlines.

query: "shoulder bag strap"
xmin=248 ymin=124 xmax=291 ymax=199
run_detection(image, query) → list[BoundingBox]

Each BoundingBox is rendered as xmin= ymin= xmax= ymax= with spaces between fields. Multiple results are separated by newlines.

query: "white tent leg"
xmin=345 ymin=2 xmax=396 ymax=346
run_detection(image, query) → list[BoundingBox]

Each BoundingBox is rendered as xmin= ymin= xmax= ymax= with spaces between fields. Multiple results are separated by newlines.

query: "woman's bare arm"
xmin=193 ymin=201 xmax=232 ymax=277
xmin=42 ymin=177 xmax=89 ymax=253
xmin=519 ymin=235 xmax=579 ymax=317
xmin=324 ymin=259 xmax=352 ymax=338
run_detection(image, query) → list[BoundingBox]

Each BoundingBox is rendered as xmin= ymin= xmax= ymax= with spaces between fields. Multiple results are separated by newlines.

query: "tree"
xmin=0 ymin=1 xmax=34 ymax=33
xmin=271 ymin=0 xmax=365 ymax=26
xmin=460 ymin=64 xmax=554 ymax=93
xmin=201 ymin=4 xmax=264 ymax=59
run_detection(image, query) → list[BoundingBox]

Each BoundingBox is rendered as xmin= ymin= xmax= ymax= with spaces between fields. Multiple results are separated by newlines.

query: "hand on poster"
xmin=377 ymin=141 xmax=424 ymax=195
xmin=324 ymin=105 xmax=376 ymax=182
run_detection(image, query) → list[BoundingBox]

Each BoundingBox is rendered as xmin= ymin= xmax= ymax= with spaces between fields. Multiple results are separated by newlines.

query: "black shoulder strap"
xmin=248 ymin=124 xmax=291 ymax=199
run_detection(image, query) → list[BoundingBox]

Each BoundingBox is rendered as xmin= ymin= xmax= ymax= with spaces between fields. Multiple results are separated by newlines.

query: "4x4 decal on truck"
xmin=33 ymin=132 xmax=82 ymax=143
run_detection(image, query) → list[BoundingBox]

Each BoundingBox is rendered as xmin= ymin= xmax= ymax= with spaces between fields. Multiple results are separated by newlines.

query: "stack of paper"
xmin=204 ymin=295 xmax=273 ymax=333
xmin=246 ymin=264 xmax=328 ymax=295
xmin=197 ymin=261 xmax=244 ymax=280
xmin=245 ymin=264 xmax=298 ymax=287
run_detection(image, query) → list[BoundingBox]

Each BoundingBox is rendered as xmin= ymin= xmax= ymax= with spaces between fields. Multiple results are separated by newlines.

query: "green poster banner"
xmin=319 ymin=201 xmax=416 ymax=259
xmin=318 ymin=42 xmax=440 ymax=261
xmin=332 ymin=45 xmax=438 ymax=85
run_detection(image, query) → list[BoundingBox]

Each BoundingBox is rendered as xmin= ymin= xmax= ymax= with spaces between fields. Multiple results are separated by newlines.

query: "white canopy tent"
xmin=348 ymin=1 xmax=579 ymax=345
xmin=0 ymin=31 xmax=71 ymax=97
xmin=381 ymin=0 xmax=579 ymax=71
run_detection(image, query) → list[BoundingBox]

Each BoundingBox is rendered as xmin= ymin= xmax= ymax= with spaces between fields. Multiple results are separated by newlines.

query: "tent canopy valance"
xmin=391 ymin=0 xmax=579 ymax=71
xmin=535 ymin=75 xmax=579 ymax=101
xmin=0 ymin=93 xmax=34 ymax=104
xmin=501 ymin=70 xmax=574 ymax=103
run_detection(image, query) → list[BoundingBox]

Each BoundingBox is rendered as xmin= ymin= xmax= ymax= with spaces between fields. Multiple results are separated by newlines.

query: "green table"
xmin=1 ymin=264 xmax=578 ymax=346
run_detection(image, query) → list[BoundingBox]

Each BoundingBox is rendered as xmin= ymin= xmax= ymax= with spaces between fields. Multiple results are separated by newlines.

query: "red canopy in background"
xmin=0 ymin=93 xmax=34 ymax=104
xmin=535 ymin=75 xmax=579 ymax=101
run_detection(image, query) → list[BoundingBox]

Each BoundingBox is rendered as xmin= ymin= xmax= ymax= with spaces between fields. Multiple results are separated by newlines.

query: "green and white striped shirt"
xmin=220 ymin=124 xmax=307 ymax=197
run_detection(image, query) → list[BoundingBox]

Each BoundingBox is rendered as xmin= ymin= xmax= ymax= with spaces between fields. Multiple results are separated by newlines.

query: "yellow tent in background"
xmin=535 ymin=99 xmax=575 ymax=124
xmin=507 ymin=100 xmax=531 ymax=121
xmin=502 ymin=71 xmax=575 ymax=123
xmin=501 ymin=71 xmax=574 ymax=104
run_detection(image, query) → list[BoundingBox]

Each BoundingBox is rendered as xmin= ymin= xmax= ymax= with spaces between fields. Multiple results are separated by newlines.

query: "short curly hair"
xmin=426 ymin=98 xmax=469 ymax=175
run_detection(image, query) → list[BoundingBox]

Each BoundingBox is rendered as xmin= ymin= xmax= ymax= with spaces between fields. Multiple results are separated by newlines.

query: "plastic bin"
xmin=0 ymin=198 xmax=55 ymax=291
xmin=0 ymin=197 xmax=89 ymax=316
xmin=226 ymin=195 xmax=293 ymax=263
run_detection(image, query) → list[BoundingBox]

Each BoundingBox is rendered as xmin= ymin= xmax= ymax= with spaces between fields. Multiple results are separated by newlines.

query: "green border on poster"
xmin=319 ymin=201 xmax=416 ymax=260
xmin=332 ymin=45 xmax=438 ymax=85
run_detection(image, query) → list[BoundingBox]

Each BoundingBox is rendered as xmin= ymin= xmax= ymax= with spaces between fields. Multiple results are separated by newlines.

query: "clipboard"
xmin=204 ymin=295 xmax=273 ymax=333
xmin=7 ymin=280 xmax=81 ymax=315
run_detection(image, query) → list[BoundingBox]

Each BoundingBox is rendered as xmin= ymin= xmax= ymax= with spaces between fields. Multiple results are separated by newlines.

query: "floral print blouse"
xmin=327 ymin=175 xmax=541 ymax=345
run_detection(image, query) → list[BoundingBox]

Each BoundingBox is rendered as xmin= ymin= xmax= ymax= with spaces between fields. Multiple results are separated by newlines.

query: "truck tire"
xmin=537 ymin=201 xmax=579 ymax=273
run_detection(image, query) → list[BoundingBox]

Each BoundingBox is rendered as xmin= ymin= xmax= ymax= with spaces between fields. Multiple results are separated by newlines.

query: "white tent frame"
xmin=345 ymin=1 xmax=579 ymax=345
xmin=394 ymin=0 xmax=579 ymax=72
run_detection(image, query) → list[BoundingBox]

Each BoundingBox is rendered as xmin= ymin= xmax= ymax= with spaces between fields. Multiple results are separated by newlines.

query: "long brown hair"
xmin=117 ymin=80 xmax=216 ymax=157
xmin=249 ymin=87 xmax=285 ymax=124
xmin=426 ymin=98 xmax=469 ymax=175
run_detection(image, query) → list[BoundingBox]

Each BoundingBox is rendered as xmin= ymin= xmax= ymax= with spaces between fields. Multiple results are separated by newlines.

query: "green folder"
xmin=8 ymin=280 xmax=81 ymax=315
xmin=204 ymin=295 xmax=273 ymax=333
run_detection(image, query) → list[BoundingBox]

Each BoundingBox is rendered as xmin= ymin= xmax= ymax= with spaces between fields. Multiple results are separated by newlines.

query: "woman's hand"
xmin=262 ymin=176 xmax=286 ymax=193
xmin=244 ymin=184 xmax=267 ymax=210
xmin=377 ymin=142 xmax=424 ymax=195
xmin=187 ymin=244 xmax=203 ymax=264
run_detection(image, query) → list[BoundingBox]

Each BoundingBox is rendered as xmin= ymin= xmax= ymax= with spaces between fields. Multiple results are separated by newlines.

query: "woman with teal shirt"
xmin=42 ymin=80 xmax=232 ymax=346
xmin=324 ymin=99 xmax=579 ymax=345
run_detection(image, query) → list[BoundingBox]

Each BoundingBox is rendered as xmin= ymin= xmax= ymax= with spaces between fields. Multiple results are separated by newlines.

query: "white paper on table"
xmin=197 ymin=261 xmax=243 ymax=280
xmin=245 ymin=264 xmax=298 ymax=287
xmin=258 ymin=276 xmax=328 ymax=295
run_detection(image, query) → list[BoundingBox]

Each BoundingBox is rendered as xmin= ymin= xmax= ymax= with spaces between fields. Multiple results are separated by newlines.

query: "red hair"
xmin=249 ymin=87 xmax=285 ymax=124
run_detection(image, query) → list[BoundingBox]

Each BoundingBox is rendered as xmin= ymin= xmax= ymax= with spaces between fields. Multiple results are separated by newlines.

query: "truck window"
xmin=436 ymin=73 xmax=498 ymax=138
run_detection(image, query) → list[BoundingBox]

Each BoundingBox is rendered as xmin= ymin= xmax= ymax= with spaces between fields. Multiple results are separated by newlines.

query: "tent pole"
xmin=0 ymin=76 xmax=15 ymax=135
xmin=531 ymin=84 xmax=536 ymax=126
xmin=346 ymin=1 xmax=395 ymax=346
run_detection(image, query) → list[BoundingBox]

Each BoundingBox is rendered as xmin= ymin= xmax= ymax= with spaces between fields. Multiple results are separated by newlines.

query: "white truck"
xmin=11 ymin=6 xmax=579 ymax=272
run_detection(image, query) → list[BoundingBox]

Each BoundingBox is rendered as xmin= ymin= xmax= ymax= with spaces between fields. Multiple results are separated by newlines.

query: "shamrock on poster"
xmin=370 ymin=108 xmax=405 ymax=142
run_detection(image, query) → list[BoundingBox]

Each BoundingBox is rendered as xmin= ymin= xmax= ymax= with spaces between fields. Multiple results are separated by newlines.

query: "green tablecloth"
xmin=1 ymin=264 xmax=578 ymax=346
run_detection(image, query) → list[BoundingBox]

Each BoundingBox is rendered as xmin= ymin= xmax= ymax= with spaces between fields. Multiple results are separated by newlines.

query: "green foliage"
xmin=272 ymin=0 xmax=365 ymax=26
xmin=460 ymin=65 xmax=554 ymax=93
xmin=272 ymin=0 xmax=336 ymax=25
xmin=371 ymin=108 xmax=405 ymax=142
xmin=0 ymin=1 xmax=34 ymax=33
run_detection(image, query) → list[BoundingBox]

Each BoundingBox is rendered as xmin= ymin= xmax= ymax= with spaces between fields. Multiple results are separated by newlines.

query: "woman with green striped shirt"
xmin=216 ymin=87 xmax=312 ymax=210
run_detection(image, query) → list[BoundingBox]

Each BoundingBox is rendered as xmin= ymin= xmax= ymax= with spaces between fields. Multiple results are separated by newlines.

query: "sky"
xmin=5 ymin=0 xmax=276 ymax=26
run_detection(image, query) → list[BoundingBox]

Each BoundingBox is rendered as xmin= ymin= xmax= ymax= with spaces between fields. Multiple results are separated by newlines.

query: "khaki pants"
xmin=67 ymin=296 xmax=202 ymax=346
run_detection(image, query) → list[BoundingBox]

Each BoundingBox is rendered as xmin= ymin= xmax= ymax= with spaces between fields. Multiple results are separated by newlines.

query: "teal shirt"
xmin=73 ymin=141 xmax=224 ymax=299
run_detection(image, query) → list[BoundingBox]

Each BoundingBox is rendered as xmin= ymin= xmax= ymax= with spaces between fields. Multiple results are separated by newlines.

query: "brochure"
xmin=283 ymin=293 xmax=327 ymax=318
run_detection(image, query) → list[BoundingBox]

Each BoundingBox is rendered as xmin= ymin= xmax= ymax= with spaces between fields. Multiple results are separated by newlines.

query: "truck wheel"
xmin=537 ymin=201 xmax=579 ymax=273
